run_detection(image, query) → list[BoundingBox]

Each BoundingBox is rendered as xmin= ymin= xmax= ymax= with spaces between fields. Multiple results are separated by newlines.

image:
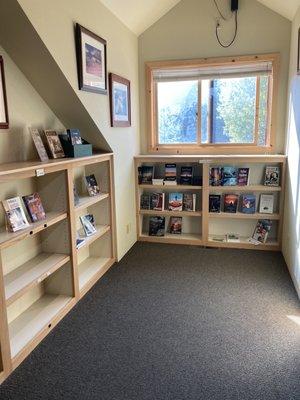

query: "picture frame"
xmin=0 ymin=56 xmax=9 ymax=129
xmin=297 ymin=28 xmax=300 ymax=74
xmin=109 ymin=73 xmax=131 ymax=127
xmin=75 ymin=23 xmax=107 ymax=94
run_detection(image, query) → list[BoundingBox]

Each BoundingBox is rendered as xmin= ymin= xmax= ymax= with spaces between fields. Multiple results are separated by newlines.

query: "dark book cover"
xmin=210 ymin=167 xmax=222 ymax=186
xmin=222 ymin=167 xmax=237 ymax=186
xmin=67 ymin=128 xmax=82 ymax=145
xmin=192 ymin=176 xmax=202 ymax=186
xmin=140 ymin=194 xmax=150 ymax=210
xmin=180 ymin=166 xmax=193 ymax=185
xmin=209 ymin=194 xmax=221 ymax=213
xmin=149 ymin=216 xmax=165 ymax=236
xmin=85 ymin=174 xmax=100 ymax=196
xmin=237 ymin=168 xmax=249 ymax=186
xmin=264 ymin=166 xmax=280 ymax=186
xmin=73 ymin=185 xmax=80 ymax=206
xmin=22 ymin=193 xmax=46 ymax=222
xmin=165 ymin=163 xmax=177 ymax=181
xmin=150 ymin=193 xmax=164 ymax=211
xmin=138 ymin=167 xmax=142 ymax=184
xmin=252 ymin=219 xmax=272 ymax=243
xmin=224 ymin=194 xmax=239 ymax=213
xmin=141 ymin=166 xmax=154 ymax=184
xmin=169 ymin=217 xmax=182 ymax=234
xmin=183 ymin=193 xmax=195 ymax=212
xmin=241 ymin=194 xmax=256 ymax=214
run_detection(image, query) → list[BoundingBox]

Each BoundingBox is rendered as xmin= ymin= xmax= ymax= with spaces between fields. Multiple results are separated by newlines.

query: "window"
xmin=146 ymin=54 xmax=279 ymax=153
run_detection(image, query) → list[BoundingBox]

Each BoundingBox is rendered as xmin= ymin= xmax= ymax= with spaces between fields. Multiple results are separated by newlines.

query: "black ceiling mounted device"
xmin=231 ymin=0 xmax=239 ymax=12
xmin=213 ymin=0 xmax=239 ymax=48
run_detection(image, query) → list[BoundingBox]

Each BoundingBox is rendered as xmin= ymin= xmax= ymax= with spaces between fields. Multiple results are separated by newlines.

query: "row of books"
xmin=210 ymin=166 xmax=280 ymax=187
xmin=2 ymin=193 xmax=46 ymax=232
xmin=76 ymin=214 xmax=97 ymax=248
xmin=209 ymin=193 xmax=275 ymax=214
xmin=139 ymin=164 xmax=201 ymax=186
xmin=140 ymin=193 xmax=196 ymax=212
xmin=149 ymin=216 xmax=183 ymax=236
xmin=74 ymin=174 xmax=101 ymax=204
xmin=211 ymin=220 xmax=273 ymax=244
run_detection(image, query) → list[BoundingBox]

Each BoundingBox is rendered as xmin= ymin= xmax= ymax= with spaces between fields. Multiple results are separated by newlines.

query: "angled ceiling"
xmin=100 ymin=0 xmax=299 ymax=36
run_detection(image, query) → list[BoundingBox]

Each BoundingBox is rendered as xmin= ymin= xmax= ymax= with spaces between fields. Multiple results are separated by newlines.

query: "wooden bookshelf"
xmin=0 ymin=153 xmax=116 ymax=381
xmin=135 ymin=155 xmax=286 ymax=250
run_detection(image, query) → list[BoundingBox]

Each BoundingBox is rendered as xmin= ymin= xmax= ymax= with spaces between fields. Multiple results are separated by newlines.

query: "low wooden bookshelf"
xmin=135 ymin=155 xmax=286 ymax=251
xmin=0 ymin=153 xmax=116 ymax=382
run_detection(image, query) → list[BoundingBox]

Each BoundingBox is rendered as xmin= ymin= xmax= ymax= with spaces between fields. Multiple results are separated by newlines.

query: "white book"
xmin=226 ymin=233 xmax=240 ymax=243
xmin=152 ymin=179 xmax=164 ymax=185
xmin=164 ymin=180 xmax=177 ymax=186
xmin=259 ymin=194 xmax=274 ymax=214
xmin=2 ymin=197 xmax=30 ymax=232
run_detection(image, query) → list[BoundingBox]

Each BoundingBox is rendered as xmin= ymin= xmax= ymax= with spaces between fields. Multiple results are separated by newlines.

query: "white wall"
xmin=282 ymin=6 xmax=300 ymax=298
xmin=138 ymin=0 xmax=291 ymax=153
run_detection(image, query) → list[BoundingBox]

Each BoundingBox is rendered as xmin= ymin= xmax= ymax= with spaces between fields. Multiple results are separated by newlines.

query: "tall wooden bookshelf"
xmin=135 ymin=155 xmax=286 ymax=251
xmin=0 ymin=153 xmax=116 ymax=382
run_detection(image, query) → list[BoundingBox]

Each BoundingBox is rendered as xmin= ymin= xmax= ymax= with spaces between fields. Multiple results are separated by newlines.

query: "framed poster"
xmin=75 ymin=23 xmax=107 ymax=94
xmin=0 ymin=56 xmax=9 ymax=129
xmin=109 ymin=73 xmax=131 ymax=127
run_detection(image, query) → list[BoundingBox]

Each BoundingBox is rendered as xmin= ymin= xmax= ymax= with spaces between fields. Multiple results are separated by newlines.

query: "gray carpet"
xmin=0 ymin=243 xmax=299 ymax=400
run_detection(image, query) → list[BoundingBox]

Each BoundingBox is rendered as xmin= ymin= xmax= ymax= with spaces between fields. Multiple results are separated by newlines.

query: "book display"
xmin=44 ymin=130 xmax=65 ymax=159
xmin=149 ymin=216 xmax=165 ymax=236
xmin=169 ymin=217 xmax=182 ymax=234
xmin=0 ymin=153 xmax=116 ymax=383
xmin=85 ymin=174 xmax=100 ymax=196
xmin=240 ymin=194 xmax=256 ymax=214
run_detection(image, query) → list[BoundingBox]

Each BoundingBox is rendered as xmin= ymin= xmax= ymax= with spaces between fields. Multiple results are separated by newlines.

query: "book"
xmin=259 ymin=194 xmax=274 ymax=214
xmin=252 ymin=220 xmax=272 ymax=243
xmin=222 ymin=166 xmax=237 ymax=186
xmin=80 ymin=214 xmax=97 ymax=237
xmin=44 ymin=130 xmax=65 ymax=159
xmin=224 ymin=194 xmax=239 ymax=213
xmin=67 ymin=128 xmax=82 ymax=145
xmin=192 ymin=176 xmax=202 ymax=186
xmin=22 ymin=193 xmax=46 ymax=222
xmin=149 ymin=216 xmax=165 ymax=236
xmin=237 ymin=168 xmax=249 ymax=186
xmin=2 ymin=197 xmax=30 ymax=232
xmin=163 ymin=180 xmax=177 ymax=186
xmin=150 ymin=193 xmax=165 ymax=211
xmin=152 ymin=178 xmax=164 ymax=186
xmin=169 ymin=217 xmax=182 ymax=234
xmin=226 ymin=233 xmax=240 ymax=243
xmin=210 ymin=167 xmax=222 ymax=186
xmin=85 ymin=174 xmax=100 ymax=196
xmin=241 ymin=194 xmax=256 ymax=214
xmin=73 ymin=185 xmax=80 ymax=206
xmin=209 ymin=194 xmax=221 ymax=213
xmin=165 ymin=163 xmax=177 ymax=182
xmin=140 ymin=194 xmax=150 ymax=210
xmin=264 ymin=166 xmax=280 ymax=186
xmin=180 ymin=166 xmax=193 ymax=185
xmin=76 ymin=234 xmax=86 ymax=249
xmin=30 ymin=128 xmax=49 ymax=162
xmin=168 ymin=193 xmax=183 ymax=211
xmin=140 ymin=166 xmax=154 ymax=184
xmin=183 ymin=193 xmax=196 ymax=212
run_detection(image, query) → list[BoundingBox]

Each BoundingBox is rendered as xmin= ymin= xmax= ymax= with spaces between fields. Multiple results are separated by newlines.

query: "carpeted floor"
xmin=0 ymin=243 xmax=299 ymax=400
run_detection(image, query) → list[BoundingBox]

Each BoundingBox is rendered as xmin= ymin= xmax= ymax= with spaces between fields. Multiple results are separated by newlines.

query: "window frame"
xmin=146 ymin=54 xmax=279 ymax=154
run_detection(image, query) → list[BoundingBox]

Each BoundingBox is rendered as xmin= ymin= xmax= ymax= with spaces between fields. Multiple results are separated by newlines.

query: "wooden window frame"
xmin=145 ymin=53 xmax=279 ymax=155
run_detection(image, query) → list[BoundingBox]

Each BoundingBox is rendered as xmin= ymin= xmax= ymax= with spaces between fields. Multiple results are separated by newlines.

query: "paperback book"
xmin=2 ymin=197 xmax=30 ymax=232
xmin=237 ymin=168 xmax=249 ymax=186
xmin=67 ymin=128 xmax=82 ymax=145
xmin=44 ymin=130 xmax=65 ymax=159
xmin=264 ymin=166 xmax=280 ymax=186
xmin=152 ymin=178 xmax=164 ymax=186
xmin=149 ymin=216 xmax=165 ymax=236
xmin=165 ymin=164 xmax=177 ymax=182
xmin=169 ymin=217 xmax=182 ymax=234
xmin=222 ymin=166 xmax=237 ymax=186
xmin=180 ymin=166 xmax=193 ymax=185
xmin=252 ymin=219 xmax=272 ymax=243
xmin=241 ymin=194 xmax=256 ymax=214
xmin=85 ymin=174 xmax=100 ymax=196
xmin=140 ymin=194 xmax=150 ymax=210
xmin=140 ymin=166 xmax=154 ymax=185
xmin=210 ymin=167 xmax=222 ymax=186
xmin=30 ymin=128 xmax=49 ymax=162
xmin=224 ymin=194 xmax=239 ymax=213
xmin=183 ymin=193 xmax=196 ymax=212
xmin=76 ymin=233 xmax=86 ymax=249
xmin=209 ymin=194 xmax=221 ymax=213
xmin=80 ymin=214 xmax=97 ymax=237
xmin=168 ymin=193 xmax=183 ymax=211
xmin=259 ymin=194 xmax=274 ymax=214
xmin=150 ymin=193 xmax=165 ymax=211
xmin=22 ymin=193 xmax=46 ymax=222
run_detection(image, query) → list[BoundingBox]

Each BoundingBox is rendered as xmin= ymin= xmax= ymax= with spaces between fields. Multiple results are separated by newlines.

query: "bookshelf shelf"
xmin=139 ymin=232 xmax=202 ymax=245
xmin=209 ymin=212 xmax=280 ymax=220
xmin=139 ymin=210 xmax=202 ymax=217
xmin=209 ymin=185 xmax=281 ymax=192
xmin=139 ymin=184 xmax=202 ymax=190
xmin=75 ymin=193 xmax=109 ymax=212
xmin=4 ymin=253 xmax=70 ymax=306
xmin=76 ymin=225 xmax=111 ymax=250
xmin=78 ymin=256 xmax=113 ymax=292
xmin=208 ymin=236 xmax=280 ymax=251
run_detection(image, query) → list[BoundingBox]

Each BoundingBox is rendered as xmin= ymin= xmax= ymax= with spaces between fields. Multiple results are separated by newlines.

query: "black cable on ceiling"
xmin=215 ymin=10 xmax=238 ymax=48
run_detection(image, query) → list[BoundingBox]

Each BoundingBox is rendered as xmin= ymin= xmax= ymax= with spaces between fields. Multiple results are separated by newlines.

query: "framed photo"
xmin=44 ymin=130 xmax=65 ymax=159
xmin=298 ymin=28 xmax=300 ymax=74
xmin=109 ymin=73 xmax=131 ymax=127
xmin=75 ymin=23 xmax=107 ymax=94
xmin=0 ymin=56 xmax=9 ymax=129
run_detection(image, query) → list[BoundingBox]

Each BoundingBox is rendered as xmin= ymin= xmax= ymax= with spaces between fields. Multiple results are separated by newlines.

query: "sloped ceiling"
xmin=100 ymin=0 xmax=300 ymax=35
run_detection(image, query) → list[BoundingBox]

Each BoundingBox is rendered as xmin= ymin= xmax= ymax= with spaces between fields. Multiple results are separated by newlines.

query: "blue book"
xmin=222 ymin=167 xmax=237 ymax=186
xmin=241 ymin=194 xmax=256 ymax=214
xmin=168 ymin=193 xmax=183 ymax=211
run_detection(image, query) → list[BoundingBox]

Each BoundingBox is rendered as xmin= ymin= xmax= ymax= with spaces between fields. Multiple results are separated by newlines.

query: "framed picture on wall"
xmin=0 ymin=56 xmax=9 ymax=129
xmin=75 ymin=23 xmax=107 ymax=94
xmin=297 ymin=28 xmax=300 ymax=74
xmin=109 ymin=73 xmax=131 ymax=127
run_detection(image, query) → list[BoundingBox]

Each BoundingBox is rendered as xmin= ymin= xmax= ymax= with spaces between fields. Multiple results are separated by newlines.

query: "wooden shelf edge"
xmin=209 ymin=185 xmax=281 ymax=192
xmin=139 ymin=233 xmax=202 ymax=246
xmin=75 ymin=193 xmax=109 ymax=212
xmin=208 ymin=212 xmax=280 ymax=220
xmin=139 ymin=210 xmax=202 ymax=217
xmin=207 ymin=239 xmax=280 ymax=251
xmin=139 ymin=184 xmax=202 ymax=190
xmin=76 ymin=225 xmax=111 ymax=251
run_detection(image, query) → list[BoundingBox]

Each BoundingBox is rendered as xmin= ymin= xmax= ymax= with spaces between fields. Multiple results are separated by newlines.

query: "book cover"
xmin=210 ymin=167 xmax=222 ymax=186
xmin=29 ymin=128 xmax=49 ymax=162
xmin=141 ymin=166 xmax=154 ymax=184
xmin=169 ymin=217 xmax=182 ymax=234
xmin=76 ymin=233 xmax=86 ymax=249
xmin=183 ymin=193 xmax=196 ymax=212
xmin=152 ymin=178 xmax=164 ymax=186
xmin=85 ymin=174 xmax=100 ymax=196
xmin=252 ymin=219 xmax=272 ymax=243
xmin=22 ymin=193 xmax=46 ymax=222
xmin=165 ymin=163 xmax=177 ymax=182
xmin=2 ymin=197 xmax=30 ymax=232
xmin=150 ymin=193 xmax=165 ymax=211
xmin=264 ymin=166 xmax=280 ymax=186
xmin=224 ymin=194 xmax=239 ymax=213
xmin=67 ymin=128 xmax=82 ymax=145
xmin=80 ymin=214 xmax=97 ymax=236
xmin=180 ymin=166 xmax=193 ymax=185
xmin=149 ymin=216 xmax=165 ymax=236
xmin=259 ymin=194 xmax=274 ymax=214
xmin=73 ymin=185 xmax=80 ymax=206
xmin=140 ymin=194 xmax=150 ymax=210
xmin=241 ymin=194 xmax=256 ymax=214
xmin=44 ymin=130 xmax=65 ymax=159
xmin=237 ymin=168 xmax=249 ymax=186
xmin=222 ymin=166 xmax=237 ymax=186
xmin=168 ymin=193 xmax=183 ymax=211
xmin=209 ymin=194 xmax=221 ymax=213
